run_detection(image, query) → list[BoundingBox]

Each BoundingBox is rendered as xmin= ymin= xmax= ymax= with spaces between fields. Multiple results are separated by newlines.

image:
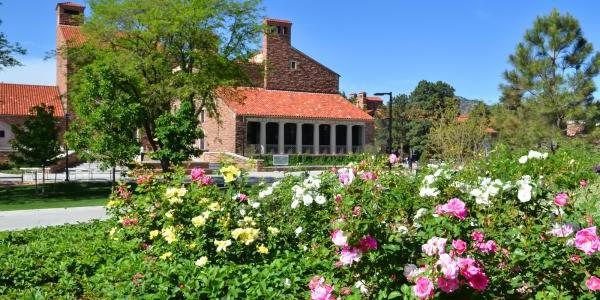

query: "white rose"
xmin=518 ymin=156 xmax=528 ymax=164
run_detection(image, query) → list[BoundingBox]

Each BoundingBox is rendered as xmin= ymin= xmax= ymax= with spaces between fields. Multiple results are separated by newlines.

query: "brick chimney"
xmin=262 ymin=18 xmax=292 ymax=90
xmin=56 ymin=2 xmax=85 ymax=26
xmin=356 ymin=92 xmax=367 ymax=110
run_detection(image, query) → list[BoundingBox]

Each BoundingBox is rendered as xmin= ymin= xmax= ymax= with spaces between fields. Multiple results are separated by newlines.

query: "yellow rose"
xmin=257 ymin=244 xmax=269 ymax=254
xmin=208 ymin=202 xmax=221 ymax=211
xmin=165 ymin=210 xmax=174 ymax=219
xmin=231 ymin=227 xmax=260 ymax=245
xmin=149 ymin=230 xmax=160 ymax=239
xmin=161 ymin=226 xmax=177 ymax=244
xmin=195 ymin=256 xmax=208 ymax=267
xmin=109 ymin=227 xmax=118 ymax=236
xmin=214 ymin=239 xmax=232 ymax=252
xmin=160 ymin=252 xmax=173 ymax=260
xmin=267 ymin=227 xmax=280 ymax=236
xmin=191 ymin=215 xmax=206 ymax=227
xmin=188 ymin=243 xmax=197 ymax=250
xmin=220 ymin=165 xmax=241 ymax=183
xmin=106 ymin=200 xmax=119 ymax=208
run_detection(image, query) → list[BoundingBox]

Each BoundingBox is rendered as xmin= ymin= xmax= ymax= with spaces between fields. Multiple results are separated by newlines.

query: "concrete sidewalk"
xmin=0 ymin=206 xmax=108 ymax=231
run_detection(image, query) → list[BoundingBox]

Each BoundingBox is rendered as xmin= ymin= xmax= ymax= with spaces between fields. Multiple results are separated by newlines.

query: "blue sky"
xmin=1 ymin=1 xmax=600 ymax=103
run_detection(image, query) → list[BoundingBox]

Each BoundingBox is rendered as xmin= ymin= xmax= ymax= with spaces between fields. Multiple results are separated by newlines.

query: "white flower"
xmin=354 ymin=280 xmax=369 ymax=295
xmin=423 ymin=174 xmax=436 ymax=185
xmin=396 ymin=225 xmax=409 ymax=234
xmin=291 ymin=199 xmax=300 ymax=209
xmin=195 ymin=256 xmax=208 ymax=267
xmin=413 ymin=208 xmax=428 ymax=220
xmin=294 ymin=226 xmax=303 ymax=236
xmin=419 ymin=187 xmax=440 ymax=198
xmin=302 ymin=194 xmax=314 ymax=206
xmin=517 ymin=183 xmax=532 ymax=202
xmin=284 ymin=278 xmax=291 ymax=287
xmin=314 ymin=195 xmax=326 ymax=205
xmin=518 ymin=156 xmax=528 ymax=164
xmin=528 ymin=150 xmax=547 ymax=160
xmin=403 ymin=264 xmax=418 ymax=277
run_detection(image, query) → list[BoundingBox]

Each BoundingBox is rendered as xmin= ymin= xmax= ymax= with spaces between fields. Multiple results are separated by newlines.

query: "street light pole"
xmin=374 ymin=92 xmax=393 ymax=153
xmin=64 ymin=113 xmax=70 ymax=182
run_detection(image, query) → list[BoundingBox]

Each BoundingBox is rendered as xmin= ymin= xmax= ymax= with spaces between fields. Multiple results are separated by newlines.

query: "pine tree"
xmin=500 ymin=9 xmax=600 ymax=131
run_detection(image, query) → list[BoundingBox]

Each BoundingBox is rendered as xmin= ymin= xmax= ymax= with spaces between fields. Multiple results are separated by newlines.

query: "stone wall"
xmin=201 ymin=99 xmax=238 ymax=153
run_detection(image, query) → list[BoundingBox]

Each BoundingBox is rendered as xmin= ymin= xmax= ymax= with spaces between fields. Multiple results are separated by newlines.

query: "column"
xmin=330 ymin=124 xmax=336 ymax=155
xmin=361 ymin=125 xmax=366 ymax=152
xmin=313 ymin=124 xmax=319 ymax=154
xmin=346 ymin=124 xmax=353 ymax=154
xmin=278 ymin=121 xmax=285 ymax=154
xmin=296 ymin=123 xmax=303 ymax=154
xmin=259 ymin=121 xmax=266 ymax=154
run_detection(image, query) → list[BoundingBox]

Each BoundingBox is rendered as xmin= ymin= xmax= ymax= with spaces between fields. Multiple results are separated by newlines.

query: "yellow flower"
xmin=109 ymin=227 xmax=118 ymax=236
xmin=267 ymin=226 xmax=280 ymax=236
xmin=160 ymin=252 xmax=173 ymax=260
xmin=231 ymin=227 xmax=260 ymax=245
xmin=257 ymin=244 xmax=269 ymax=254
xmin=195 ymin=256 xmax=208 ymax=267
xmin=202 ymin=211 xmax=211 ymax=219
xmin=199 ymin=198 xmax=210 ymax=204
xmin=165 ymin=187 xmax=186 ymax=204
xmin=239 ymin=216 xmax=256 ymax=227
xmin=191 ymin=215 xmax=206 ymax=227
xmin=165 ymin=210 xmax=174 ymax=219
xmin=214 ymin=239 xmax=232 ymax=252
xmin=220 ymin=165 xmax=241 ymax=183
xmin=208 ymin=202 xmax=221 ymax=211
xmin=106 ymin=200 xmax=119 ymax=208
xmin=188 ymin=243 xmax=197 ymax=250
xmin=161 ymin=226 xmax=177 ymax=244
xmin=149 ymin=230 xmax=160 ymax=239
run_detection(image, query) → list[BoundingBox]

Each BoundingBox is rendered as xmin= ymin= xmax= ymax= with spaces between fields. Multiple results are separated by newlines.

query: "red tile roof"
xmin=57 ymin=2 xmax=85 ymax=7
xmin=58 ymin=25 xmax=86 ymax=46
xmin=220 ymin=88 xmax=374 ymax=121
xmin=0 ymin=83 xmax=64 ymax=117
xmin=366 ymin=96 xmax=383 ymax=102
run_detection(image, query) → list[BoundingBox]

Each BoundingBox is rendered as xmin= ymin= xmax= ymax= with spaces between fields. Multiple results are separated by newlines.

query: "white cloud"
xmin=0 ymin=57 xmax=55 ymax=86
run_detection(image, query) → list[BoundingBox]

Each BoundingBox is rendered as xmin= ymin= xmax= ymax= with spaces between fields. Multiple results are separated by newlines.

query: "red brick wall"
xmin=201 ymin=99 xmax=238 ymax=153
xmin=263 ymin=20 xmax=339 ymax=94
xmin=364 ymin=122 xmax=375 ymax=145
xmin=56 ymin=27 xmax=68 ymax=112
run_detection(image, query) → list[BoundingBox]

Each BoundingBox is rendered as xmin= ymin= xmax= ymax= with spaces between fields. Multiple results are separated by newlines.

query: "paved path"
xmin=0 ymin=206 xmax=108 ymax=231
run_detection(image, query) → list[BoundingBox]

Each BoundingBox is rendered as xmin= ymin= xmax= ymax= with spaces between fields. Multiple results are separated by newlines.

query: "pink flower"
xmin=121 ymin=218 xmax=138 ymax=226
xmin=191 ymin=168 xmax=205 ymax=182
xmin=339 ymin=247 xmax=361 ymax=266
xmin=467 ymin=272 xmax=489 ymax=291
xmin=136 ymin=175 xmax=151 ymax=185
xmin=422 ymin=237 xmax=447 ymax=256
xmin=361 ymin=172 xmax=377 ymax=180
xmin=476 ymin=240 xmax=497 ymax=254
xmin=340 ymin=287 xmax=352 ymax=295
xmin=574 ymin=226 xmax=600 ymax=255
xmin=359 ymin=235 xmax=378 ymax=252
xmin=352 ymin=206 xmax=362 ymax=217
xmin=471 ymin=231 xmax=485 ymax=242
xmin=553 ymin=193 xmax=568 ymax=206
xmin=436 ymin=253 xmax=459 ymax=279
xmin=237 ymin=193 xmax=248 ymax=202
xmin=412 ymin=277 xmax=434 ymax=299
xmin=457 ymin=257 xmax=480 ymax=279
xmin=549 ymin=223 xmax=574 ymax=237
xmin=308 ymin=276 xmax=325 ymax=290
xmin=580 ymin=179 xmax=588 ymax=188
xmin=570 ymin=254 xmax=581 ymax=263
xmin=445 ymin=198 xmax=468 ymax=219
xmin=586 ymin=276 xmax=600 ymax=291
xmin=310 ymin=283 xmax=334 ymax=300
xmin=201 ymin=176 xmax=213 ymax=186
xmin=331 ymin=229 xmax=348 ymax=247
xmin=338 ymin=168 xmax=355 ymax=186
xmin=334 ymin=194 xmax=343 ymax=203
xmin=389 ymin=153 xmax=400 ymax=164
xmin=452 ymin=239 xmax=467 ymax=255
xmin=438 ymin=277 xmax=460 ymax=293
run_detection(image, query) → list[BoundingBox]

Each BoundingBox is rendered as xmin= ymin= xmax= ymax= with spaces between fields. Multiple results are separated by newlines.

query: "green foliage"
xmin=67 ymin=0 xmax=262 ymax=171
xmin=10 ymin=104 xmax=61 ymax=169
xmin=152 ymin=100 xmax=203 ymax=169
xmin=500 ymin=9 xmax=600 ymax=130
xmin=66 ymin=55 xmax=142 ymax=170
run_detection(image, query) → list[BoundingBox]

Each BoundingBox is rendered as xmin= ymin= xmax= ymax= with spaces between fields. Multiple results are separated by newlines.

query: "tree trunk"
xmin=160 ymin=158 xmax=170 ymax=173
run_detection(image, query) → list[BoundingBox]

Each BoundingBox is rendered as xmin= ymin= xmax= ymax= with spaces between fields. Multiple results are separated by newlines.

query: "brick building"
xmin=2 ymin=3 xmax=375 ymax=163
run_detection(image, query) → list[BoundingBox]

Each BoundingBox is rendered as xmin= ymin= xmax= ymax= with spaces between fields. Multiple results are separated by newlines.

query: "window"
xmin=0 ymin=130 xmax=4 ymax=138
xmin=277 ymin=26 xmax=282 ymax=34
xmin=282 ymin=26 xmax=288 ymax=35
xmin=63 ymin=8 xmax=79 ymax=15
xmin=290 ymin=60 xmax=298 ymax=70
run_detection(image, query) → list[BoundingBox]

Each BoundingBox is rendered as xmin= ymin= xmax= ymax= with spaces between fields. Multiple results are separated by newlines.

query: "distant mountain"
xmin=457 ymin=96 xmax=486 ymax=115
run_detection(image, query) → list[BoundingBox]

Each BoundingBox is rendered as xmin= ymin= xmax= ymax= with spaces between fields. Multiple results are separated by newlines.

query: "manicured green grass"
xmin=0 ymin=182 xmax=112 ymax=211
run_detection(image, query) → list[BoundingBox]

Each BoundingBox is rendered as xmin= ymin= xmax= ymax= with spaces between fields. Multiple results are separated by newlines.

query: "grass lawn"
xmin=0 ymin=182 xmax=112 ymax=211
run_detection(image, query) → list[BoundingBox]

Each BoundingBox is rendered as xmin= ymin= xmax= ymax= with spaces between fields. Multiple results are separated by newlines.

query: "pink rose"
xmin=580 ymin=179 xmax=588 ymax=188
xmin=549 ymin=223 xmax=574 ymax=237
xmin=570 ymin=254 xmax=581 ymax=263
xmin=352 ymin=206 xmax=362 ymax=217
xmin=422 ymin=237 xmax=447 ymax=256
xmin=201 ymin=176 xmax=213 ymax=186
xmin=334 ymin=194 xmax=343 ymax=203
xmin=331 ymin=229 xmax=348 ymax=247
xmin=438 ymin=276 xmax=460 ymax=293
xmin=471 ymin=231 xmax=485 ymax=242
xmin=452 ymin=239 xmax=467 ymax=255
xmin=553 ymin=193 xmax=568 ymax=206
xmin=476 ymin=240 xmax=498 ymax=254
xmin=359 ymin=235 xmax=378 ymax=252
xmin=340 ymin=287 xmax=352 ymax=295
xmin=361 ymin=171 xmax=377 ymax=180
xmin=310 ymin=283 xmax=333 ymax=300
xmin=191 ymin=168 xmax=205 ymax=182
xmin=574 ymin=226 xmax=600 ymax=255
xmin=237 ymin=193 xmax=248 ymax=202
xmin=467 ymin=272 xmax=489 ymax=291
xmin=308 ymin=276 xmax=325 ymax=290
xmin=412 ymin=277 xmax=434 ymax=299
xmin=436 ymin=253 xmax=459 ymax=279
xmin=339 ymin=247 xmax=361 ymax=266
xmin=389 ymin=153 xmax=400 ymax=164
xmin=435 ymin=198 xmax=468 ymax=220
xmin=586 ymin=276 xmax=600 ymax=291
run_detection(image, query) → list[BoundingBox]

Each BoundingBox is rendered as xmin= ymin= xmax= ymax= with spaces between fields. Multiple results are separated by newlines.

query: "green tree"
xmin=406 ymin=80 xmax=457 ymax=158
xmin=10 ymin=104 xmax=61 ymax=193
xmin=500 ymin=9 xmax=600 ymax=131
xmin=66 ymin=58 xmax=142 ymax=171
xmin=66 ymin=0 xmax=262 ymax=171
xmin=375 ymin=94 xmax=410 ymax=155
xmin=0 ymin=2 xmax=26 ymax=70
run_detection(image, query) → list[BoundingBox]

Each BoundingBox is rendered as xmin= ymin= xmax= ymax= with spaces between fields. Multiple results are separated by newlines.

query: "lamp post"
xmin=374 ymin=92 xmax=393 ymax=154
xmin=64 ymin=113 xmax=70 ymax=182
